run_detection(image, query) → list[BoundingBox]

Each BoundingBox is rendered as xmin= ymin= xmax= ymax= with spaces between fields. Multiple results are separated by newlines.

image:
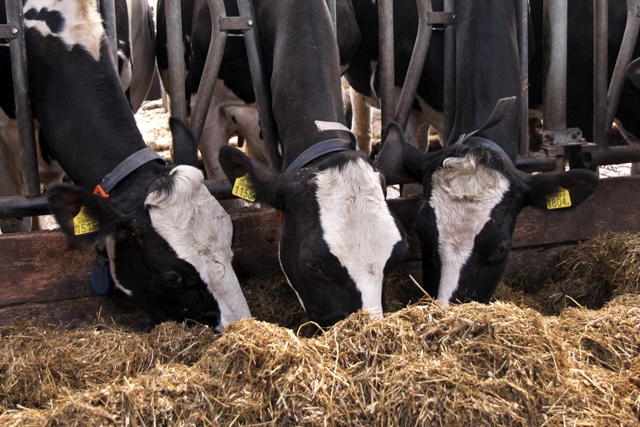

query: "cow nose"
xmin=193 ymin=310 xmax=220 ymax=327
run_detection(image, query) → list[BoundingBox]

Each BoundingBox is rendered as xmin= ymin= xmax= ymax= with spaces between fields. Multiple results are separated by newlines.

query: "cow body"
xmin=0 ymin=0 xmax=250 ymax=329
xmin=398 ymin=0 xmax=599 ymax=304
xmin=157 ymin=0 xmax=407 ymax=327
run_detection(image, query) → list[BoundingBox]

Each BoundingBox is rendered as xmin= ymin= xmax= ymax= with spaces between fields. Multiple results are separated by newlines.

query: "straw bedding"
xmin=0 ymin=233 xmax=638 ymax=426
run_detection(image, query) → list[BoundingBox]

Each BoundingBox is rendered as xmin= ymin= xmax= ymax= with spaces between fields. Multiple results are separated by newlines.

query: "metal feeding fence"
xmin=2 ymin=0 xmax=640 ymax=222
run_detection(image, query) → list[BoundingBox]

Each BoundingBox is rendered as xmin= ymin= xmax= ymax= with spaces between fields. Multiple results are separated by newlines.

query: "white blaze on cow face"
xmin=315 ymin=157 xmax=401 ymax=317
xmin=429 ymin=155 xmax=510 ymax=305
xmin=145 ymin=166 xmax=251 ymax=329
xmin=24 ymin=0 xmax=103 ymax=60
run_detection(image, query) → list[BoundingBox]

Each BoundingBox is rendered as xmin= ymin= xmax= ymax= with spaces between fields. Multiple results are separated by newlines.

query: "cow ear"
xmin=218 ymin=145 xmax=286 ymax=209
xmin=170 ymin=117 xmax=199 ymax=166
xmin=47 ymin=184 xmax=121 ymax=245
xmin=525 ymin=169 xmax=598 ymax=211
xmin=374 ymin=122 xmax=406 ymax=182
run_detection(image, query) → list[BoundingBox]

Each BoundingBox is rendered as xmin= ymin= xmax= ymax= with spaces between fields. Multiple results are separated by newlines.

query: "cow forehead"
xmin=24 ymin=0 xmax=103 ymax=60
xmin=315 ymin=157 xmax=401 ymax=313
xmin=429 ymin=156 xmax=510 ymax=305
xmin=145 ymin=165 xmax=250 ymax=327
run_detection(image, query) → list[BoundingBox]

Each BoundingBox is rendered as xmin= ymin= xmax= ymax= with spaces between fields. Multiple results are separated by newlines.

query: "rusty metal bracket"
xmin=0 ymin=24 xmax=18 ymax=39
xmin=541 ymin=127 xmax=584 ymax=146
xmin=219 ymin=16 xmax=252 ymax=31
xmin=425 ymin=11 xmax=454 ymax=26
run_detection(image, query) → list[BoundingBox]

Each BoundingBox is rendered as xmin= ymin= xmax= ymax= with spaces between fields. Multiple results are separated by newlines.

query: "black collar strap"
xmin=466 ymin=136 xmax=515 ymax=169
xmin=93 ymin=147 xmax=166 ymax=197
xmin=284 ymin=121 xmax=359 ymax=174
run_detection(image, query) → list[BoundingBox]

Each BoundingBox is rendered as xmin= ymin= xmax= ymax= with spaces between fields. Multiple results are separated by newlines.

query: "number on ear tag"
xmin=73 ymin=206 xmax=101 ymax=235
xmin=232 ymin=174 xmax=257 ymax=202
xmin=546 ymin=187 xmax=572 ymax=210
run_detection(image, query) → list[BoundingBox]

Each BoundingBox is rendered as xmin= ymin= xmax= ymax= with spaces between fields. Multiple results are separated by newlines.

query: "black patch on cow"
xmin=24 ymin=7 xmax=65 ymax=34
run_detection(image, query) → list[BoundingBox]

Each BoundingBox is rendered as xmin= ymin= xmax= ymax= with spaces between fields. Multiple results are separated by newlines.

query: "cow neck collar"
xmin=93 ymin=147 xmax=167 ymax=199
xmin=284 ymin=121 xmax=359 ymax=174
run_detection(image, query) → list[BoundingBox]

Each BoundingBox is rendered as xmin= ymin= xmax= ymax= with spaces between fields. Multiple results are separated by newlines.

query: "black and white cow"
xmin=0 ymin=0 xmax=155 ymax=233
xmin=0 ymin=0 xmax=250 ymax=329
xmin=396 ymin=1 xmax=599 ymax=304
xmin=160 ymin=0 xmax=407 ymax=327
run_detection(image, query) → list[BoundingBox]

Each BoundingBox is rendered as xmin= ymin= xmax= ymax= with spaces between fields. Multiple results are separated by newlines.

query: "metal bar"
xmin=165 ymin=0 xmax=187 ymax=121
xmin=590 ymin=144 xmax=640 ymax=166
xmin=6 ymin=0 xmax=40 ymax=197
xmin=515 ymin=156 xmax=558 ymax=173
xmin=378 ymin=0 xmax=395 ymax=128
xmin=542 ymin=0 xmax=568 ymax=132
xmin=516 ymin=0 xmax=529 ymax=156
xmin=236 ymin=0 xmax=282 ymax=171
xmin=395 ymin=0 xmax=433 ymax=130
xmin=204 ymin=179 xmax=233 ymax=199
xmin=189 ymin=0 xmax=228 ymax=143
xmin=443 ymin=0 xmax=455 ymax=144
xmin=606 ymin=0 xmax=640 ymax=133
xmin=594 ymin=0 xmax=608 ymax=149
xmin=0 ymin=24 xmax=18 ymax=39
xmin=99 ymin=0 xmax=118 ymax=64
xmin=0 ymin=195 xmax=50 ymax=219
xmin=327 ymin=0 xmax=336 ymax=34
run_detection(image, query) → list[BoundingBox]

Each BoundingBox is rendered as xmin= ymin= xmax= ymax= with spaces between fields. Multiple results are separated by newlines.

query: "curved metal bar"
xmin=165 ymin=0 xmax=187 ymax=121
xmin=189 ymin=0 xmax=228 ymax=143
xmin=605 ymin=0 xmax=640 ymax=132
xmin=395 ymin=0 xmax=433 ymax=131
xmin=379 ymin=0 xmax=395 ymax=128
xmin=236 ymin=0 xmax=282 ymax=171
xmin=6 ymin=0 xmax=40 ymax=197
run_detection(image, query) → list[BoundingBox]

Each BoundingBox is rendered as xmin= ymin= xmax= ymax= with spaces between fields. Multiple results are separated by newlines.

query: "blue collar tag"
xmin=90 ymin=248 xmax=114 ymax=295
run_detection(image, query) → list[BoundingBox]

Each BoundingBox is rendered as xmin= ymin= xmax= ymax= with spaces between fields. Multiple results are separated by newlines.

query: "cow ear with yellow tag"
xmin=47 ymin=184 xmax=121 ymax=245
xmin=525 ymin=168 xmax=598 ymax=211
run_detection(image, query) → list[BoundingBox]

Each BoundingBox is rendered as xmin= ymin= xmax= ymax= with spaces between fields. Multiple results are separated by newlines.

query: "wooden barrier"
xmin=1 ymin=176 xmax=639 ymax=328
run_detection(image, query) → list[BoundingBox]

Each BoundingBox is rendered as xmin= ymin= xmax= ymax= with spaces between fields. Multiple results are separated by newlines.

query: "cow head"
xmin=47 ymin=119 xmax=250 ymax=331
xmin=401 ymin=139 xmax=598 ymax=305
xmin=219 ymin=125 xmax=408 ymax=327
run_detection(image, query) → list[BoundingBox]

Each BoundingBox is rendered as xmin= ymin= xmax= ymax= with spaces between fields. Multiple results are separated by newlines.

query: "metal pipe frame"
xmin=327 ymin=0 xmax=337 ymax=34
xmin=442 ymin=0 xmax=455 ymax=144
xmin=516 ymin=0 xmax=529 ymax=156
xmin=165 ymin=0 xmax=188 ymax=122
xmin=6 ymin=0 xmax=40 ymax=197
xmin=395 ymin=0 xmax=433 ymax=130
xmin=378 ymin=0 xmax=395 ymax=128
xmin=542 ymin=0 xmax=568 ymax=132
xmin=236 ymin=0 xmax=282 ymax=171
xmin=99 ymin=0 xmax=118 ymax=65
xmin=605 ymin=0 xmax=640 ymax=133
xmin=189 ymin=0 xmax=228 ymax=143
xmin=593 ymin=0 xmax=608 ymax=149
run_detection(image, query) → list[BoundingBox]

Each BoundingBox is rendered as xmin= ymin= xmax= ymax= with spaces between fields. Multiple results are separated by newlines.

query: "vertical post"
xmin=99 ymin=0 xmax=118 ymax=65
xmin=327 ymin=0 xmax=337 ymax=35
xmin=379 ymin=0 xmax=395 ymax=128
xmin=6 ymin=0 xmax=40 ymax=197
xmin=443 ymin=0 xmax=455 ymax=144
xmin=237 ymin=0 xmax=282 ymax=171
xmin=605 ymin=0 xmax=640 ymax=133
xmin=516 ymin=0 xmax=529 ymax=156
xmin=542 ymin=0 xmax=568 ymax=132
xmin=593 ymin=0 xmax=608 ymax=149
xmin=165 ymin=0 xmax=187 ymax=121
xmin=189 ymin=0 xmax=228 ymax=143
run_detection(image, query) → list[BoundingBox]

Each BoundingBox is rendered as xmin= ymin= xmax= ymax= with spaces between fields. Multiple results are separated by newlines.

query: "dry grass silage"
xmin=1 ymin=297 xmax=639 ymax=426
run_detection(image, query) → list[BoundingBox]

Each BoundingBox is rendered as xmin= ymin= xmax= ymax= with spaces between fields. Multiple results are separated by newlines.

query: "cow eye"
xmin=305 ymin=259 xmax=322 ymax=272
xmin=164 ymin=271 xmax=183 ymax=286
xmin=487 ymin=242 xmax=508 ymax=263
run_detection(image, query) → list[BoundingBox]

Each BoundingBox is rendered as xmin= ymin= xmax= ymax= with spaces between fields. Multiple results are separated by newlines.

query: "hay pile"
xmin=1 ymin=232 xmax=640 ymax=426
xmin=497 ymin=232 xmax=640 ymax=314
xmin=0 ymin=297 xmax=639 ymax=426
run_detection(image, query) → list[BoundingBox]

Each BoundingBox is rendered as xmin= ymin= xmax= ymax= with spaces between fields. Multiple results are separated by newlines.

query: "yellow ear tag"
xmin=232 ymin=174 xmax=257 ymax=202
xmin=546 ymin=187 xmax=572 ymax=210
xmin=73 ymin=206 xmax=101 ymax=235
